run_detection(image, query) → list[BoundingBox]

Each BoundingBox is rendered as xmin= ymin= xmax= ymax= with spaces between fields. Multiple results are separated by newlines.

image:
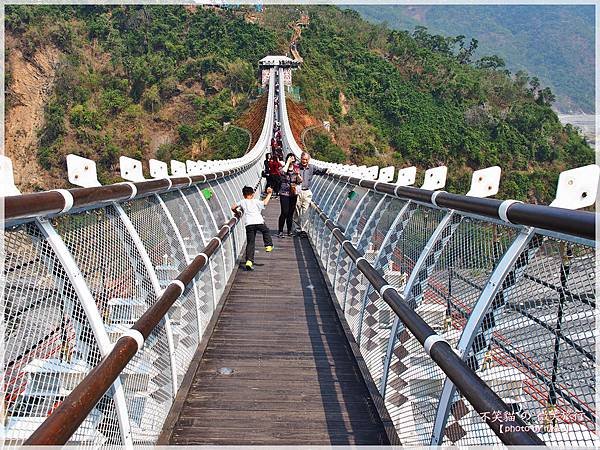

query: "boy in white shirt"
xmin=232 ymin=186 xmax=274 ymax=271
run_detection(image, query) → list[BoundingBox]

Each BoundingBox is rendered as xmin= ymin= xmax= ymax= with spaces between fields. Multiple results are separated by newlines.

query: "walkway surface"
xmin=166 ymin=203 xmax=389 ymax=445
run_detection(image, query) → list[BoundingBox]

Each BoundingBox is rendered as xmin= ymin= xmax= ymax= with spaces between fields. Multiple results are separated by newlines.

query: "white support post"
xmin=193 ymin=185 xmax=231 ymax=283
xmin=204 ymin=182 xmax=236 ymax=275
xmin=378 ymin=209 xmax=458 ymax=399
xmin=315 ymin=180 xmax=341 ymax=249
xmin=319 ymin=183 xmax=350 ymax=256
xmin=430 ymin=227 xmax=537 ymax=444
xmin=66 ymin=155 xmax=180 ymax=399
xmin=354 ymin=195 xmax=393 ymax=345
xmin=217 ymin=177 xmax=241 ymax=255
xmin=112 ymin=203 xmax=179 ymax=398
xmin=155 ymin=194 xmax=206 ymax=344
xmin=177 ymin=190 xmax=219 ymax=307
xmin=379 ymin=166 xmax=504 ymax=399
xmin=373 ymin=200 xmax=419 ymax=394
xmin=330 ymin=191 xmax=369 ymax=289
xmin=323 ymin=183 xmax=362 ymax=274
xmin=340 ymin=194 xmax=387 ymax=313
xmin=36 ymin=218 xmax=134 ymax=448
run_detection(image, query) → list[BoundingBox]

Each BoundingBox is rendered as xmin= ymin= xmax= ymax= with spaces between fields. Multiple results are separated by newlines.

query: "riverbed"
xmin=557 ymin=114 xmax=596 ymax=149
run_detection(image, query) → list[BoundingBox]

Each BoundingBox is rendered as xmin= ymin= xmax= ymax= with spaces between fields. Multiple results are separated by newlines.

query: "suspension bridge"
xmin=2 ymin=61 xmax=597 ymax=447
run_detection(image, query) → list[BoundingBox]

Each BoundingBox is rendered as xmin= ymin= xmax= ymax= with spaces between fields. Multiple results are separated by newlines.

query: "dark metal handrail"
xmin=24 ymin=213 xmax=241 ymax=445
xmin=310 ymin=201 xmax=545 ymax=446
xmin=4 ymin=170 xmax=243 ymax=225
xmin=318 ymin=173 xmax=595 ymax=240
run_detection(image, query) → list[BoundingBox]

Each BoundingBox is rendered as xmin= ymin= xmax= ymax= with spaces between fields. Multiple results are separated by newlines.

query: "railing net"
xmin=307 ymin=175 xmax=596 ymax=446
xmin=3 ymin=170 xmax=257 ymax=446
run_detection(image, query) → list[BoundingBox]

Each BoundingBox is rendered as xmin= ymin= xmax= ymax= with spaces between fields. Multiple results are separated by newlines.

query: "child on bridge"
xmin=232 ymin=186 xmax=274 ymax=271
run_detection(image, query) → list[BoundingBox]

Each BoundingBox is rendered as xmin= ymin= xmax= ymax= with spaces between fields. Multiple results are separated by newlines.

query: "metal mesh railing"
xmin=3 ymin=65 xmax=278 ymax=446
xmin=307 ymin=178 xmax=596 ymax=446
xmin=3 ymin=60 xmax=597 ymax=447
xmin=4 ymin=222 xmax=121 ymax=447
xmin=2 ymin=173 xmax=259 ymax=446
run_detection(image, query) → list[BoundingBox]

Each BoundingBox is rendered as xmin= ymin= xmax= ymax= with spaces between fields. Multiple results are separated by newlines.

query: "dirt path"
xmin=5 ymin=36 xmax=61 ymax=192
xmin=289 ymin=14 xmax=309 ymax=62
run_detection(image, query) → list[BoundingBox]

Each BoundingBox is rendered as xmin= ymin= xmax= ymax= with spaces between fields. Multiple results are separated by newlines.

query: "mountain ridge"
xmin=349 ymin=5 xmax=595 ymax=114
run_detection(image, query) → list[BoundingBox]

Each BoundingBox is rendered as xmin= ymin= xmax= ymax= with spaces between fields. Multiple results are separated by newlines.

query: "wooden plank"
xmin=165 ymin=203 xmax=389 ymax=445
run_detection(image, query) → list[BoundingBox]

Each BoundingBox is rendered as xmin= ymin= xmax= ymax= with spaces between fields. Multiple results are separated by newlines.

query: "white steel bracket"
xmin=466 ymin=166 xmax=501 ymax=198
xmin=0 ymin=155 xmax=21 ymax=196
xmin=377 ymin=166 xmax=394 ymax=182
xmin=396 ymin=166 xmax=416 ymax=186
xmin=421 ymin=166 xmax=447 ymax=190
xmin=550 ymin=164 xmax=599 ymax=209
xmin=66 ymin=154 xmax=101 ymax=187
xmin=170 ymin=160 xmax=187 ymax=177
xmin=119 ymin=156 xmax=145 ymax=182
xmin=149 ymin=159 xmax=169 ymax=179
xmin=365 ymin=165 xmax=379 ymax=180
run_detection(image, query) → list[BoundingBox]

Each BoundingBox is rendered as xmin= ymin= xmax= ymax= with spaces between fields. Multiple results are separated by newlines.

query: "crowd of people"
xmin=232 ymin=83 xmax=327 ymax=270
xmin=236 ymin=149 xmax=326 ymax=270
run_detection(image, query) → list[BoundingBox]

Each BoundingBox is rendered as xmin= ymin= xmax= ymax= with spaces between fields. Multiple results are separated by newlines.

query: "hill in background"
xmin=5 ymin=5 xmax=279 ymax=190
xmin=262 ymin=6 xmax=593 ymax=203
xmin=350 ymin=5 xmax=595 ymax=114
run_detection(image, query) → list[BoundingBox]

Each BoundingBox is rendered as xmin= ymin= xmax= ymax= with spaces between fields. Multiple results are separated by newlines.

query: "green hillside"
xmin=263 ymin=6 xmax=593 ymax=202
xmin=350 ymin=5 xmax=595 ymax=113
xmin=5 ymin=5 xmax=277 ymax=186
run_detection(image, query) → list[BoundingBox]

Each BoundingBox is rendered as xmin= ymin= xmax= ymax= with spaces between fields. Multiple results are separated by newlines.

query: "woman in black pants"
xmin=278 ymin=154 xmax=302 ymax=237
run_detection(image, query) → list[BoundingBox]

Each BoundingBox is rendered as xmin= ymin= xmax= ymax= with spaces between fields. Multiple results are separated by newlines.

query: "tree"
xmin=70 ymin=104 xmax=100 ymax=129
xmin=141 ymin=84 xmax=160 ymax=113
xmin=177 ymin=124 xmax=196 ymax=145
xmin=412 ymin=26 xmax=453 ymax=56
xmin=456 ymin=37 xmax=478 ymax=64
xmin=477 ymin=55 xmax=506 ymax=70
xmin=529 ymin=77 xmax=540 ymax=93
xmin=101 ymin=89 xmax=129 ymax=115
xmin=224 ymin=59 xmax=255 ymax=94
xmin=537 ymin=87 xmax=556 ymax=106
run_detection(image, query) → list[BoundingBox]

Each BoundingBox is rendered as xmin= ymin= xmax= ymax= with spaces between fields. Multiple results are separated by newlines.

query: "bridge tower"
xmin=258 ymin=55 xmax=299 ymax=88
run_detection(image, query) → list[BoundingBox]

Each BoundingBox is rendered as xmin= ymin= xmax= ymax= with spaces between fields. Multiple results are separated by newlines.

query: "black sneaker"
xmin=278 ymin=232 xmax=285 ymax=238
xmin=287 ymin=231 xmax=293 ymax=237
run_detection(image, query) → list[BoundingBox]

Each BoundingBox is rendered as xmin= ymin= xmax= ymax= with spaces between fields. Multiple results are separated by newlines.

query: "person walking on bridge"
xmin=268 ymin=153 xmax=282 ymax=196
xmin=278 ymin=154 xmax=302 ymax=238
xmin=232 ymin=186 xmax=274 ymax=271
xmin=294 ymin=151 xmax=327 ymax=237
xmin=263 ymin=153 xmax=272 ymax=191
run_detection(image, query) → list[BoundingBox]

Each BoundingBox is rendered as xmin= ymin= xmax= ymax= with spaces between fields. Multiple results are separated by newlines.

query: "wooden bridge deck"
xmin=162 ymin=203 xmax=390 ymax=445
